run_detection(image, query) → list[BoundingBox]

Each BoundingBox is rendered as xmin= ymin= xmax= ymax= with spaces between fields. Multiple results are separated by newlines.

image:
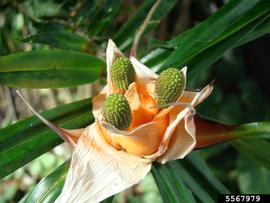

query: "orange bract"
xmin=91 ymin=39 xmax=213 ymax=160
xmin=56 ymin=40 xmax=213 ymax=203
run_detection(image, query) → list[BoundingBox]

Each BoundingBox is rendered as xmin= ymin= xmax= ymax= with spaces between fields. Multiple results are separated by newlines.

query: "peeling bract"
xmin=56 ymin=39 xmax=213 ymax=203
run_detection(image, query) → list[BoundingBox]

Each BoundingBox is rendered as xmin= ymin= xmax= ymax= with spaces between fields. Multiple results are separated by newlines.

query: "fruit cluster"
xmin=103 ymin=57 xmax=185 ymax=130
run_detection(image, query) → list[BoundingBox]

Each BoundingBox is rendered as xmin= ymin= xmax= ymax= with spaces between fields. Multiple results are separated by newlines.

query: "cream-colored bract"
xmin=56 ymin=39 xmax=213 ymax=202
xmin=55 ymin=124 xmax=151 ymax=203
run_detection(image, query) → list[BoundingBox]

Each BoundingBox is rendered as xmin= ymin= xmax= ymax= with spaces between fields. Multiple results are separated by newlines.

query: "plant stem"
xmin=130 ymin=0 xmax=161 ymax=57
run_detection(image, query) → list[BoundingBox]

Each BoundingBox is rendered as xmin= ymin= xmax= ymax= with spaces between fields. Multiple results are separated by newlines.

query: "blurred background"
xmin=0 ymin=0 xmax=269 ymax=202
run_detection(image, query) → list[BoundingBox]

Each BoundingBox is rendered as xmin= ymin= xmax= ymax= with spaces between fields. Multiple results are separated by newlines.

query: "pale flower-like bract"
xmin=55 ymin=40 xmax=213 ymax=203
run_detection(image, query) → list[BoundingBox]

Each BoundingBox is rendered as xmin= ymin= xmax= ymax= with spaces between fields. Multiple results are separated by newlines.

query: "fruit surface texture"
xmin=111 ymin=57 xmax=136 ymax=91
xmin=103 ymin=93 xmax=132 ymax=130
xmin=155 ymin=68 xmax=185 ymax=107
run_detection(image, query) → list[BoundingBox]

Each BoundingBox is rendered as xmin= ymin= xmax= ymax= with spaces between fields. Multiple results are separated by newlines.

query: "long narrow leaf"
xmin=19 ymin=161 xmax=114 ymax=203
xmin=185 ymin=153 xmax=230 ymax=194
xmin=168 ymin=0 xmax=267 ymax=53
xmin=114 ymin=0 xmax=177 ymax=51
xmin=187 ymin=14 xmax=270 ymax=85
xmin=0 ymin=50 xmax=105 ymax=88
xmin=20 ymin=161 xmax=69 ymax=203
xmin=194 ymin=116 xmax=270 ymax=148
xmin=0 ymin=98 xmax=93 ymax=178
xmin=162 ymin=1 xmax=270 ymax=78
xmin=152 ymin=152 xmax=230 ymax=203
xmin=233 ymin=15 xmax=270 ymax=47
xmin=87 ymin=0 xmax=123 ymax=36
xmin=232 ymin=139 xmax=270 ymax=170
xmin=141 ymin=15 xmax=270 ymax=72
xmin=152 ymin=162 xmax=196 ymax=203
xmin=22 ymin=30 xmax=90 ymax=51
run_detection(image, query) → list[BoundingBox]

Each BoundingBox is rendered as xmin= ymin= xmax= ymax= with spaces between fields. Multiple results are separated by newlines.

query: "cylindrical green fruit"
xmin=111 ymin=57 xmax=136 ymax=91
xmin=155 ymin=68 xmax=185 ymax=107
xmin=103 ymin=93 xmax=132 ymax=130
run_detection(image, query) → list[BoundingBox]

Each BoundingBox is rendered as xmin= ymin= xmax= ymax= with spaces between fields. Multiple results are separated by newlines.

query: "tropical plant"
xmin=0 ymin=0 xmax=270 ymax=202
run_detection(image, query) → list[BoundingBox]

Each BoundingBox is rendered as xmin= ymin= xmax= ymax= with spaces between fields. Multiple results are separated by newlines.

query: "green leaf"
xmin=70 ymin=0 xmax=122 ymax=37
xmin=142 ymin=15 xmax=269 ymax=74
xmin=141 ymin=18 xmax=269 ymax=74
xmin=32 ymin=21 xmax=70 ymax=32
xmin=236 ymin=154 xmax=270 ymax=194
xmin=169 ymin=0 xmax=265 ymax=48
xmin=152 ymin=162 xmax=196 ymax=203
xmin=0 ymin=50 xmax=105 ymax=88
xmin=22 ymin=0 xmax=62 ymax=20
xmin=72 ymin=1 xmax=96 ymax=22
xmin=158 ymin=0 xmax=270 ymax=84
xmin=232 ymin=122 xmax=270 ymax=140
xmin=113 ymin=0 xmax=177 ymax=51
xmin=234 ymin=15 xmax=270 ymax=47
xmin=194 ymin=116 xmax=270 ymax=171
xmin=187 ymin=14 xmax=270 ymax=86
xmin=194 ymin=116 xmax=270 ymax=149
xmin=0 ymin=47 xmax=171 ymax=178
xmin=87 ymin=0 xmax=122 ymax=36
xmin=141 ymin=48 xmax=172 ymax=71
xmin=22 ymin=30 xmax=90 ymax=51
xmin=20 ymin=161 xmax=114 ymax=203
xmin=2 ymin=1 xmax=270 ymax=200
xmin=101 ymin=196 xmax=114 ymax=203
xmin=0 ymin=98 xmax=93 ymax=178
xmin=20 ymin=161 xmax=69 ymax=203
xmin=152 ymin=152 xmax=230 ymax=203
xmin=232 ymin=139 xmax=270 ymax=170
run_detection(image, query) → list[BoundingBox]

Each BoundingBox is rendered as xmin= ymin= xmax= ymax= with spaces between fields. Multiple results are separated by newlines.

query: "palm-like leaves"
xmin=0 ymin=0 xmax=270 ymax=202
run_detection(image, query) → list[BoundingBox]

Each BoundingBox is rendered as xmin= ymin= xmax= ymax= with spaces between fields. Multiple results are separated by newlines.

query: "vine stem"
xmin=130 ymin=0 xmax=161 ymax=57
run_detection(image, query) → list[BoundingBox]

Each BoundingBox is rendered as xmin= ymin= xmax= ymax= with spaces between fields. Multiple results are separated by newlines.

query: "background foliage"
xmin=0 ymin=0 xmax=269 ymax=202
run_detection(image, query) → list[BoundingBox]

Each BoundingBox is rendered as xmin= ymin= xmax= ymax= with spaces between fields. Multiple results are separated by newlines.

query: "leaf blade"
xmin=0 ymin=98 xmax=93 ymax=178
xmin=21 ymin=161 xmax=69 ymax=203
xmin=113 ymin=0 xmax=178 ymax=51
xmin=154 ymin=0 xmax=270 ymax=86
xmin=23 ymin=30 xmax=90 ymax=51
xmin=152 ymin=152 xmax=230 ymax=203
xmin=20 ymin=161 xmax=115 ymax=203
xmin=232 ymin=139 xmax=270 ymax=170
xmin=0 ymin=50 xmax=105 ymax=88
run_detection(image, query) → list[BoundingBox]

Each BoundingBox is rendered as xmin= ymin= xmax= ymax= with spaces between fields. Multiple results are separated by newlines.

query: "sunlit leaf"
xmin=0 ymin=99 xmax=93 ymax=178
xmin=0 ymin=50 xmax=105 ymax=88
xmin=162 ymin=0 xmax=270 ymax=85
xmin=187 ymin=14 xmax=270 ymax=86
xmin=1 ymin=0 xmax=270 ymax=201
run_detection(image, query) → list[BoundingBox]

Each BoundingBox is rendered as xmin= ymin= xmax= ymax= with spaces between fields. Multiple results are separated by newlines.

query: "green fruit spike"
xmin=103 ymin=93 xmax=132 ymax=130
xmin=155 ymin=68 xmax=185 ymax=107
xmin=111 ymin=57 xmax=136 ymax=91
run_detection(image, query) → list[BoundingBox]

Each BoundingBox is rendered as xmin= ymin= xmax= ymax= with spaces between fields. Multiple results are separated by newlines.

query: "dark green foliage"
xmin=0 ymin=99 xmax=93 ymax=179
xmin=0 ymin=0 xmax=270 ymax=202
xmin=0 ymin=50 xmax=105 ymax=88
